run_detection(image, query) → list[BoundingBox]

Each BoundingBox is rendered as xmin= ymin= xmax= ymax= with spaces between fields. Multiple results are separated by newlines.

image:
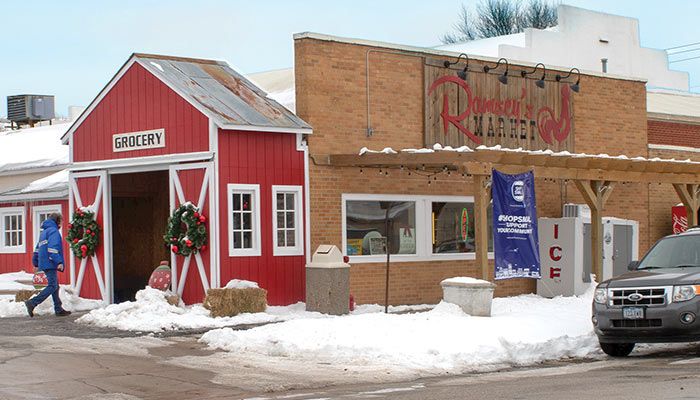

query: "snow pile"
xmin=0 ymin=271 xmax=35 ymax=297
xmin=0 ymin=123 xmax=70 ymax=172
xmin=357 ymin=143 xmax=700 ymax=165
xmin=0 ymin=285 xmax=102 ymax=317
xmin=441 ymin=276 xmax=491 ymax=285
xmin=77 ymin=287 xmax=325 ymax=332
xmin=201 ymin=288 xmax=599 ymax=376
xmin=19 ymin=169 xmax=68 ymax=194
xmin=224 ymin=279 xmax=259 ymax=289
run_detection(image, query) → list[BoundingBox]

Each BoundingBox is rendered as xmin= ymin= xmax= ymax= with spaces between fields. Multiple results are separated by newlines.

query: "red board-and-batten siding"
xmin=72 ymin=62 xmax=209 ymax=162
xmin=0 ymin=200 xmax=70 ymax=285
xmin=218 ymin=129 xmax=306 ymax=305
xmin=69 ymin=60 xmax=306 ymax=305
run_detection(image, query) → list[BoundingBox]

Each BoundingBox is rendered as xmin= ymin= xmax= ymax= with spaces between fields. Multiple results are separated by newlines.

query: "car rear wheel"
xmin=600 ymin=342 xmax=635 ymax=357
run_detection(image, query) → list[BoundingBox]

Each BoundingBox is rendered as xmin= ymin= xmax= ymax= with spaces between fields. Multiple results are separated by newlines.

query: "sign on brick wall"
xmin=424 ymin=60 xmax=575 ymax=151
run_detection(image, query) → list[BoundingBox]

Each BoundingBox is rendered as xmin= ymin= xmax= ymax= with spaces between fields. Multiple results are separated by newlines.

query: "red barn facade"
xmin=61 ymin=54 xmax=311 ymax=305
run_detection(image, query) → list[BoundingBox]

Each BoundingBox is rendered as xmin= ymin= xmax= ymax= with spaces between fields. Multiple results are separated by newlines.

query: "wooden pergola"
xmin=317 ymin=148 xmax=700 ymax=281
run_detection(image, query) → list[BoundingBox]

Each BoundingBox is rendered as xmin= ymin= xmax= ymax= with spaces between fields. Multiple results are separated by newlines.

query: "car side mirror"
xmin=627 ymin=261 xmax=640 ymax=271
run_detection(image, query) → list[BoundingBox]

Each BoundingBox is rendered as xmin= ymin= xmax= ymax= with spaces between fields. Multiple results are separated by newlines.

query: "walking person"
xmin=25 ymin=212 xmax=71 ymax=317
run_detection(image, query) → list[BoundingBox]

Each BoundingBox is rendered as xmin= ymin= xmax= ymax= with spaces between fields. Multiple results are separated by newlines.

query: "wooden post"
xmin=573 ymin=180 xmax=615 ymax=281
xmin=673 ymin=184 xmax=700 ymax=228
xmin=474 ymin=174 xmax=492 ymax=280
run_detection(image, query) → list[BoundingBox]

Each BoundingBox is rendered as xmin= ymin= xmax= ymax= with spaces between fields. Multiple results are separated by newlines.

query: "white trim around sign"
xmin=0 ymin=206 xmax=26 ymax=254
xmin=272 ymin=185 xmax=304 ymax=256
xmin=341 ymin=193 xmax=494 ymax=263
xmin=227 ymin=184 xmax=262 ymax=257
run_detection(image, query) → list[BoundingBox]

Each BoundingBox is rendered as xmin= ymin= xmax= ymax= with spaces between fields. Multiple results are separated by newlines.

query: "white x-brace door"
xmin=68 ymin=170 xmax=112 ymax=304
xmin=169 ymin=162 xmax=217 ymax=298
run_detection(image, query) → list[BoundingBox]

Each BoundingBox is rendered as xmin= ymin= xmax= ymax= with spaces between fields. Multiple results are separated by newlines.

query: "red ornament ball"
xmin=91 ymin=232 xmax=95 ymax=236
xmin=80 ymin=244 xmax=87 ymax=251
xmin=171 ymin=245 xmax=179 ymax=253
xmin=200 ymin=245 xmax=207 ymax=252
xmin=199 ymin=215 xmax=206 ymax=223
xmin=86 ymin=229 xmax=91 ymax=234
xmin=73 ymin=239 xmax=79 ymax=244
xmin=194 ymin=212 xmax=200 ymax=218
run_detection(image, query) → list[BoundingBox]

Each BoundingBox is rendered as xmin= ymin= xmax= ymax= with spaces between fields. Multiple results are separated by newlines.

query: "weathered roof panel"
xmin=135 ymin=54 xmax=311 ymax=132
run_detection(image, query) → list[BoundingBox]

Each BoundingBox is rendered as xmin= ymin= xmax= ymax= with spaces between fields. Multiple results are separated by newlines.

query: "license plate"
xmin=623 ymin=307 xmax=645 ymax=320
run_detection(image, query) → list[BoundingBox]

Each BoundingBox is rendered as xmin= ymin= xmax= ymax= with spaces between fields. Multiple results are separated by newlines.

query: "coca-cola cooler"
xmin=537 ymin=216 xmax=639 ymax=297
xmin=672 ymin=204 xmax=689 ymax=234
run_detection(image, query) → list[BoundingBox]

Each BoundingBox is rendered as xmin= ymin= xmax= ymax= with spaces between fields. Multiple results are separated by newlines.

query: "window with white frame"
xmin=228 ymin=184 xmax=261 ymax=256
xmin=342 ymin=194 xmax=493 ymax=262
xmin=0 ymin=207 xmax=26 ymax=253
xmin=344 ymin=197 xmax=418 ymax=257
xmin=272 ymin=186 xmax=303 ymax=256
xmin=33 ymin=205 xmax=62 ymax=248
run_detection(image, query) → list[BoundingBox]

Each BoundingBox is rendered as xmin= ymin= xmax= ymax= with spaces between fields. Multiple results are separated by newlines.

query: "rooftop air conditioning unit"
xmin=563 ymin=203 xmax=591 ymax=218
xmin=7 ymin=95 xmax=55 ymax=126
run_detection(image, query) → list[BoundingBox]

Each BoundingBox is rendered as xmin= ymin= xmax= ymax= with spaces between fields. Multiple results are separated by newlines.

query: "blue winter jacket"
xmin=33 ymin=219 xmax=64 ymax=271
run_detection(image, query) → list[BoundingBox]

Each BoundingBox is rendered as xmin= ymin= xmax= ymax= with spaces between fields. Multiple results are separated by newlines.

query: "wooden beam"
xmin=322 ymin=152 xmax=700 ymax=184
xmin=572 ymin=180 xmax=615 ymax=281
xmin=473 ymin=174 xmax=491 ymax=281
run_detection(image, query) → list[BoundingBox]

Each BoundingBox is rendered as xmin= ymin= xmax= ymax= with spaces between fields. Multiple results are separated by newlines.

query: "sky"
xmin=2 ymin=0 xmax=700 ymax=117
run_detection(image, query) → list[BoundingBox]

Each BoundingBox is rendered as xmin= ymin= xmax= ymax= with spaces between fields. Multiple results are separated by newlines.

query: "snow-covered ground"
xmin=199 ymin=286 xmax=600 ymax=378
xmin=77 ymin=287 xmax=326 ymax=332
xmin=76 ymin=286 xmax=433 ymax=332
xmin=0 ymin=271 xmax=103 ymax=317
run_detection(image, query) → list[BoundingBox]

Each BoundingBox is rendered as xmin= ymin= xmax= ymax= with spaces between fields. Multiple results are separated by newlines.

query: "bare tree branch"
xmin=440 ymin=0 xmax=558 ymax=44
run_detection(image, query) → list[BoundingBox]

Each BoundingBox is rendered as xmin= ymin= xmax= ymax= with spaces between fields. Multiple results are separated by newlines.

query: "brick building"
xmin=292 ymin=33 xmax=658 ymax=305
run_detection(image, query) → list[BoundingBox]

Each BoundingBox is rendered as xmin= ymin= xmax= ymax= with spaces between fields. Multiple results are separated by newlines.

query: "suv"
xmin=592 ymin=228 xmax=700 ymax=357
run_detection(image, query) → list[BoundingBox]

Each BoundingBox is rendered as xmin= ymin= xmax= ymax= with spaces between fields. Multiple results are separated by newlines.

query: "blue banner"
xmin=491 ymin=169 xmax=541 ymax=280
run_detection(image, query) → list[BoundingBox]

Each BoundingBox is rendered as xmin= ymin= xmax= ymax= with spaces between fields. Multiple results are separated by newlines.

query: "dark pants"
xmin=27 ymin=269 xmax=63 ymax=313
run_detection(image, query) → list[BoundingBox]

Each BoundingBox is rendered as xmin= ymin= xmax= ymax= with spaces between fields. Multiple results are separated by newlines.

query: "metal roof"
xmin=134 ymin=53 xmax=311 ymax=131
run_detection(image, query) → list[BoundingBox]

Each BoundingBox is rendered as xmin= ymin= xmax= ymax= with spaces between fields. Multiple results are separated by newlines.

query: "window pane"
xmin=233 ymin=193 xmax=241 ymax=211
xmin=233 ymin=213 xmax=241 ymax=230
xmin=286 ymin=230 xmax=295 ymax=246
xmin=4 ymin=232 xmax=9 ymax=247
xmin=432 ymin=202 xmax=472 ymax=254
xmin=10 ymin=216 xmax=16 ymax=230
xmin=286 ymin=212 xmax=295 ymax=228
xmin=11 ymin=232 xmax=17 ymax=246
xmin=243 ymin=212 xmax=252 ymax=230
xmin=277 ymin=193 xmax=285 ymax=210
xmin=243 ymin=231 xmax=252 ymax=248
xmin=277 ymin=230 xmax=286 ymax=246
xmin=345 ymin=201 xmax=416 ymax=255
xmin=233 ymin=231 xmax=242 ymax=249
xmin=242 ymin=194 xmax=251 ymax=211
xmin=286 ymin=193 xmax=295 ymax=210
xmin=276 ymin=212 xmax=285 ymax=229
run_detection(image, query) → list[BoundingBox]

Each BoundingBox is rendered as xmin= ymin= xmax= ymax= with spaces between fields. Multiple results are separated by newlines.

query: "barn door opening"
xmin=110 ymin=171 xmax=169 ymax=302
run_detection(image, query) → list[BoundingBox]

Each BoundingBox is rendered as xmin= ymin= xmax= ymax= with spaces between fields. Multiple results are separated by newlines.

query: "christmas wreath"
xmin=164 ymin=202 xmax=207 ymax=256
xmin=66 ymin=209 xmax=100 ymax=259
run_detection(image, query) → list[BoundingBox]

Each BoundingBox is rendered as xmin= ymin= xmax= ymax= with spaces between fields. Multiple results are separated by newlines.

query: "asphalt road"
xmin=2 ymin=313 xmax=700 ymax=400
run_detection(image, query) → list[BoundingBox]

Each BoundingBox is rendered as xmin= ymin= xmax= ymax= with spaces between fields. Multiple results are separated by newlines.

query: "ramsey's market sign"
xmin=113 ymin=128 xmax=166 ymax=153
xmin=424 ymin=60 xmax=574 ymax=151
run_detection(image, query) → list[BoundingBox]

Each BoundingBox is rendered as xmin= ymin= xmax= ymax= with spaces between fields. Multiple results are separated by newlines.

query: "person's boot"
xmin=55 ymin=309 xmax=72 ymax=317
xmin=24 ymin=301 xmax=35 ymax=318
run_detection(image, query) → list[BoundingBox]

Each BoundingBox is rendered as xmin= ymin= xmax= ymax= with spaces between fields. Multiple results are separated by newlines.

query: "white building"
xmin=436 ymin=5 xmax=689 ymax=91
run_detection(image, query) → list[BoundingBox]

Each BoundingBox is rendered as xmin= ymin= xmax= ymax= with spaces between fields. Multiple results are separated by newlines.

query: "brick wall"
xmin=649 ymin=119 xmax=700 ymax=147
xmin=295 ymin=36 xmax=649 ymax=305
